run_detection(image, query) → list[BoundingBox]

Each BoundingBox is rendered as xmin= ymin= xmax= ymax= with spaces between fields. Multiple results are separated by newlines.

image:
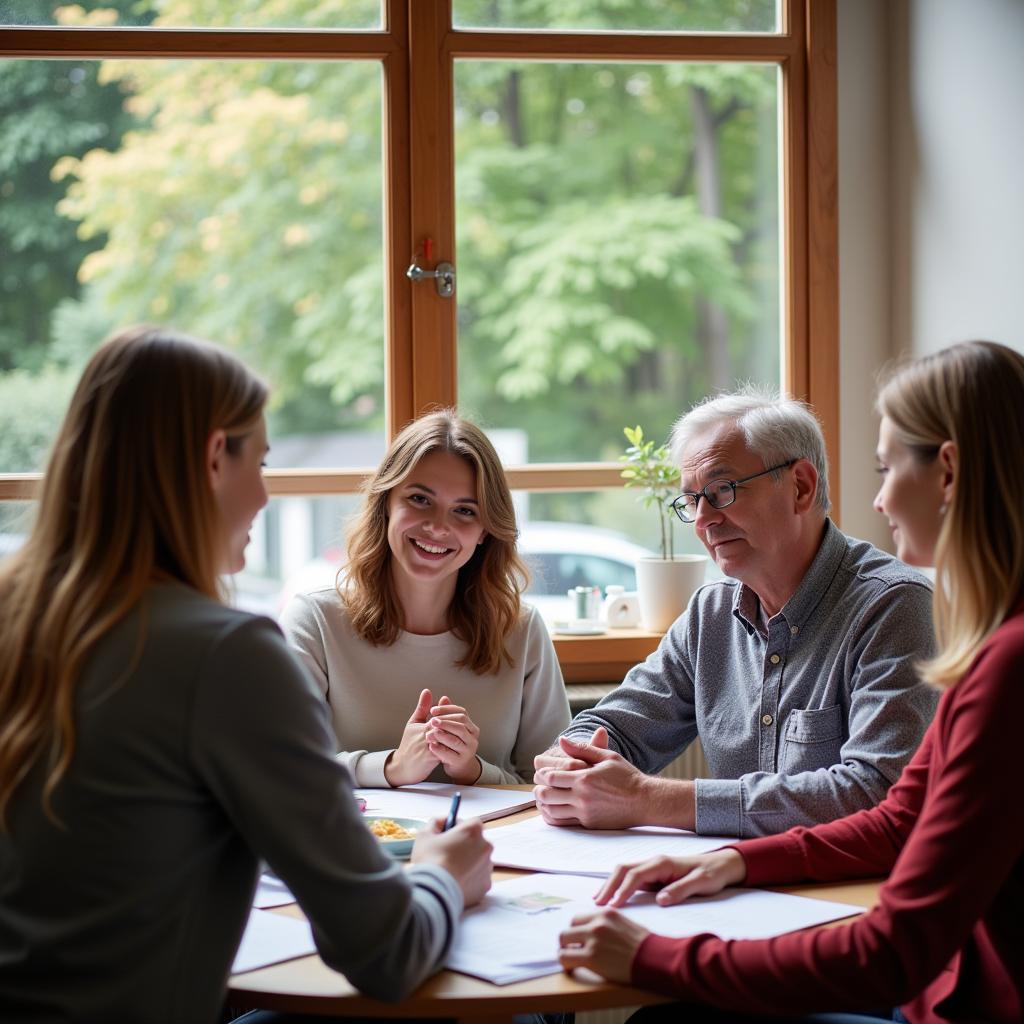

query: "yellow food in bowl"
xmin=368 ymin=818 xmax=417 ymax=841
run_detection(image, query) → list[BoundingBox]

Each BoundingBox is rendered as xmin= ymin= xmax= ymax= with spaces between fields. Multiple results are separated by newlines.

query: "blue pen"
xmin=443 ymin=791 xmax=462 ymax=832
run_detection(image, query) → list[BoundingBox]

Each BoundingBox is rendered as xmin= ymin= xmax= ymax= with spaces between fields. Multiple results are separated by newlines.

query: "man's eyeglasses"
xmin=668 ymin=459 xmax=798 ymax=523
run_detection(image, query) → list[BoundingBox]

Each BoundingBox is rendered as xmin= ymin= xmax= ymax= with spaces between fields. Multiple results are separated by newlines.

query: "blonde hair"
xmin=344 ymin=409 xmax=528 ymax=675
xmin=0 ymin=326 xmax=267 ymax=824
xmin=877 ymin=340 xmax=1024 ymax=687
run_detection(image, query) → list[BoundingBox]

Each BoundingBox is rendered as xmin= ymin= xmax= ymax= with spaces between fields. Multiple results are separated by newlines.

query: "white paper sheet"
xmin=253 ymin=873 xmax=296 ymax=909
xmin=486 ymin=815 xmax=732 ymax=876
xmin=446 ymin=872 xmax=864 ymax=985
xmin=354 ymin=782 xmax=535 ymax=824
xmin=231 ymin=908 xmax=315 ymax=974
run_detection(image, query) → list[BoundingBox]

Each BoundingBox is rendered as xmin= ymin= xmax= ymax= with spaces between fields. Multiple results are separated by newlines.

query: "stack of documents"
xmin=243 ymin=795 xmax=864 ymax=989
xmin=243 ymin=803 xmax=866 ymax=988
xmin=447 ymin=872 xmax=864 ymax=985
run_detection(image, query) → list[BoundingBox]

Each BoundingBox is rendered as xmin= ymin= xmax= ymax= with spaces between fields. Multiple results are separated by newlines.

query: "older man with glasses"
xmin=534 ymin=390 xmax=939 ymax=837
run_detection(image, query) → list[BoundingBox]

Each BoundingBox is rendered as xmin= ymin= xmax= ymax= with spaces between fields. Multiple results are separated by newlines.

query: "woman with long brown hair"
xmin=282 ymin=408 xmax=570 ymax=787
xmin=555 ymin=340 xmax=1023 ymax=1022
xmin=0 ymin=327 xmax=491 ymax=1023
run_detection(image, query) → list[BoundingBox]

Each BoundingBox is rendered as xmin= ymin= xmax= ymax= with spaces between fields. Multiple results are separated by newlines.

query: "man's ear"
xmin=938 ymin=440 xmax=958 ymax=507
xmin=792 ymin=458 xmax=819 ymax=514
xmin=206 ymin=429 xmax=228 ymax=494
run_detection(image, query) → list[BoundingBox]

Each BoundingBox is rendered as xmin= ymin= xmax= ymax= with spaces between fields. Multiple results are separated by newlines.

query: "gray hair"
xmin=669 ymin=385 xmax=831 ymax=515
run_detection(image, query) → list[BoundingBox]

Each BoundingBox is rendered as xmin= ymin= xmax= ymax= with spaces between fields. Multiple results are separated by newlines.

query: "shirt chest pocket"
xmin=780 ymin=704 xmax=845 ymax=774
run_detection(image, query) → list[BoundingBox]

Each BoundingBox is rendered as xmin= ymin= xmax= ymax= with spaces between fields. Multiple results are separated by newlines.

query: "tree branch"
xmin=713 ymin=96 xmax=745 ymax=129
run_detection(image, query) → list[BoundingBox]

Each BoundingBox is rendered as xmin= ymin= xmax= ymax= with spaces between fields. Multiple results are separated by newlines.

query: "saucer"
xmin=552 ymin=620 xmax=606 ymax=636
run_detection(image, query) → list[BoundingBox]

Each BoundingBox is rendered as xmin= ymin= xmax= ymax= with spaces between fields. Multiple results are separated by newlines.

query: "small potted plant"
xmin=620 ymin=425 xmax=707 ymax=631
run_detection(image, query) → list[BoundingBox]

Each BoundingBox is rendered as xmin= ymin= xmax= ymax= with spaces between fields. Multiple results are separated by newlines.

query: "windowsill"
xmin=552 ymin=627 xmax=662 ymax=684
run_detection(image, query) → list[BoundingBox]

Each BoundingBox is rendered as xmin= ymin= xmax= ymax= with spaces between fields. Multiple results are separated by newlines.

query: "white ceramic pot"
xmin=635 ymin=555 xmax=708 ymax=632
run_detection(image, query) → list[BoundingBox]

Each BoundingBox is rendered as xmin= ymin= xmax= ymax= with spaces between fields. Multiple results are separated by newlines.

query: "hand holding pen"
xmin=410 ymin=791 xmax=492 ymax=907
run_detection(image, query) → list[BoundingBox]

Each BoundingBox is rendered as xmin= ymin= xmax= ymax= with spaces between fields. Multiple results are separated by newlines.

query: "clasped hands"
xmin=385 ymin=688 xmax=482 ymax=787
xmin=532 ymin=726 xmax=657 ymax=830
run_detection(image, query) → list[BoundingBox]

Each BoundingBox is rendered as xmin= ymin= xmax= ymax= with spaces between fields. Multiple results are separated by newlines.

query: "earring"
xmin=939 ymin=503 xmax=948 ymax=517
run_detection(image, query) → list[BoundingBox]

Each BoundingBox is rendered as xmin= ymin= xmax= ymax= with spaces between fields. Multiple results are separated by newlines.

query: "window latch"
xmin=406 ymin=255 xmax=455 ymax=299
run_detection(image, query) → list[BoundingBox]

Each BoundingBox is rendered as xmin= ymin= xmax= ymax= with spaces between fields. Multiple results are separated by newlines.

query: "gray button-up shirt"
xmin=565 ymin=520 xmax=939 ymax=837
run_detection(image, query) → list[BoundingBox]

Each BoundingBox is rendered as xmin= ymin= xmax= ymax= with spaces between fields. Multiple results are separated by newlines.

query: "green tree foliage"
xmin=454 ymin=0 xmax=776 ymax=33
xmin=55 ymin=53 xmax=385 ymax=417
xmin=50 ymin=0 xmax=384 ymax=424
xmin=453 ymin=56 xmax=777 ymax=460
xmin=0 ymin=365 xmax=77 ymax=472
xmin=0 ymin=0 xmax=141 ymax=371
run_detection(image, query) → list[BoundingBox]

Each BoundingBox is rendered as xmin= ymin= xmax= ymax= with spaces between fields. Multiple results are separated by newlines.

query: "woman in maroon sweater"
xmin=558 ymin=340 xmax=1024 ymax=1024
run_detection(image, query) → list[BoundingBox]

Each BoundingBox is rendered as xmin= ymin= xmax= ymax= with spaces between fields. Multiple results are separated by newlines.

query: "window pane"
xmin=454 ymin=60 xmax=781 ymax=464
xmin=0 ymin=502 xmax=33 ymax=561
xmin=515 ymin=489 xmax=716 ymax=624
xmin=0 ymin=56 xmax=385 ymax=472
xmin=454 ymin=0 xmax=778 ymax=34
xmin=233 ymin=494 xmax=360 ymax=616
xmin=0 ymin=0 xmax=382 ymax=29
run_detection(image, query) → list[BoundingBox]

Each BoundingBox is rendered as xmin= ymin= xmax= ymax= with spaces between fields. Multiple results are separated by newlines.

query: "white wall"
xmin=836 ymin=0 xmax=1024 ymax=546
xmin=891 ymin=0 xmax=1024 ymax=358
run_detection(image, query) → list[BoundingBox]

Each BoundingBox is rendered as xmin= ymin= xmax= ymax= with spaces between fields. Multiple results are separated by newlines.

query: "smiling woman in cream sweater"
xmin=281 ymin=409 xmax=570 ymax=788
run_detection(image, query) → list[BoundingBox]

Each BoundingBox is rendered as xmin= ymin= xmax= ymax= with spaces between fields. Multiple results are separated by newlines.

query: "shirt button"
xmin=762 ymin=714 xmax=774 ymax=726
xmin=790 ymin=625 xmax=799 ymax=636
xmin=769 ymin=653 xmax=781 ymax=665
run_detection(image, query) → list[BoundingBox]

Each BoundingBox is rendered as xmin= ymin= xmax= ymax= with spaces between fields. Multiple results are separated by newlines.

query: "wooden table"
xmin=229 ymin=806 xmax=880 ymax=1023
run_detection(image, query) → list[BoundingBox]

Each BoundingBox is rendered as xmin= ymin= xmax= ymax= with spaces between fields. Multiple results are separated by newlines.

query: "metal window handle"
xmin=406 ymin=256 xmax=455 ymax=299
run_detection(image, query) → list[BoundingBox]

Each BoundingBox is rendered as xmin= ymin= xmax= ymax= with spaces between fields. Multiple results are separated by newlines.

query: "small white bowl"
xmin=363 ymin=816 xmax=426 ymax=859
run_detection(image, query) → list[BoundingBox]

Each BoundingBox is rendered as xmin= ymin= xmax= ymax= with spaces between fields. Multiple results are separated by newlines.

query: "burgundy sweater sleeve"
xmin=632 ymin=638 xmax=1024 ymax=1016
xmin=736 ymin=726 xmax=933 ymax=888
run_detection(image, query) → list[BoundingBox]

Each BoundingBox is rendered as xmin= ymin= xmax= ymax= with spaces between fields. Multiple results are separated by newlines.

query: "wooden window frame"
xmin=0 ymin=0 xmax=837 ymax=509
